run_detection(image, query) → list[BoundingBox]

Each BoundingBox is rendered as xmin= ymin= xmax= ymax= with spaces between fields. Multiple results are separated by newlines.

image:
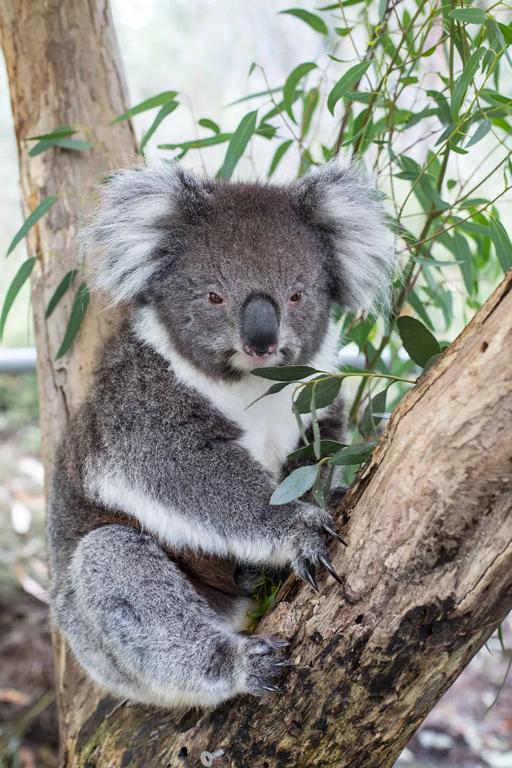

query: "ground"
xmin=0 ymin=372 xmax=510 ymax=768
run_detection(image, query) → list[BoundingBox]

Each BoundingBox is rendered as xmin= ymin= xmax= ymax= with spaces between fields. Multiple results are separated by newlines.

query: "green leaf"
xmin=55 ymin=282 xmax=90 ymax=359
xmin=268 ymin=139 xmax=293 ymax=178
xmin=111 ymin=91 xmax=178 ymax=123
xmin=397 ymin=316 xmax=441 ymax=367
xmin=360 ymin=388 xmax=388 ymax=438
xmin=29 ymin=137 xmax=92 ymax=157
xmin=27 ymin=125 xmax=75 ymax=141
xmin=140 ymin=100 xmax=179 ymax=152
xmin=327 ymin=60 xmax=372 ymax=115
xmin=247 ymin=381 xmax=290 ymax=408
xmin=489 ymin=216 xmax=512 ymax=272
xmin=282 ymin=62 xmax=317 ymax=122
xmin=465 ymin=119 xmax=491 ymax=147
xmin=294 ymin=377 xmax=341 ymax=414
xmin=252 ymin=365 xmax=321 ymax=381
xmin=7 ymin=196 xmax=57 ymax=256
xmin=329 ymin=441 xmax=376 ymax=466
xmin=0 ymin=258 xmax=36 ymax=339
xmin=408 ymin=289 xmax=435 ymax=330
xmin=217 ymin=110 xmax=258 ymax=180
xmin=198 ymin=118 xmax=220 ymax=134
xmin=270 ymin=463 xmax=320 ymax=505
xmin=280 ymin=9 xmax=328 ymax=35
xmin=449 ymin=8 xmax=486 ymax=25
xmin=45 ymin=270 xmax=78 ymax=319
xmin=159 ymin=134 xmax=231 ymax=151
xmin=301 ymin=88 xmax=320 ymax=138
xmin=287 ymin=440 xmax=345 ymax=461
xmin=451 ymin=48 xmax=486 ymax=119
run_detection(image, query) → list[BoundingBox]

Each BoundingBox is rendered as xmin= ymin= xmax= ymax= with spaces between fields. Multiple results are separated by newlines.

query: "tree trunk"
xmin=2 ymin=3 xmax=512 ymax=766
xmin=0 ymin=0 xmax=137 ymax=762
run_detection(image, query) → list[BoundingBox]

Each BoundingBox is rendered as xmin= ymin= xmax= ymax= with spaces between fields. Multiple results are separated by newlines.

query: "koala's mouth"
xmin=229 ymin=347 xmax=282 ymax=373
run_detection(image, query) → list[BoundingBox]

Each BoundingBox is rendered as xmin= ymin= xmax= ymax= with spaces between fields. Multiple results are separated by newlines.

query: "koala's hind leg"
xmin=53 ymin=525 xmax=287 ymax=708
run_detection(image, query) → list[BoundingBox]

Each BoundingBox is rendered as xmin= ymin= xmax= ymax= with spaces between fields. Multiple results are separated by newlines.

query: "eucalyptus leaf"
xmin=489 ymin=216 xmax=512 ymax=272
xmin=294 ymin=377 xmax=341 ymax=414
xmin=0 ymin=258 xmax=36 ymax=339
xmin=29 ymin=137 xmax=92 ymax=157
xmin=451 ymin=48 xmax=485 ymax=119
xmin=329 ymin=441 xmax=376 ymax=466
xmin=55 ymin=282 xmax=90 ymax=359
xmin=45 ymin=270 xmax=78 ymax=319
xmin=397 ymin=316 xmax=441 ymax=367
xmin=140 ymin=100 xmax=179 ymax=152
xmin=252 ymin=365 xmax=321 ymax=381
xmin=217 ymin=110 xmax=258 ymax=180
xmin=268 ymin=140 xmax=293 ymax=178
xmin=327 ymin=60 xmax=372 ymax=115
xmin=282 ymin=62 xmax=317 ymax=122
xmin=270 ymin=463 xmax=320 ymax=505
xmin=112 ymin=91 xmax=178 ymax=124
xmin=279 ymin=9 xmax=328 ymax=35
xmin=449 ymin=8 xmax=486 ymax=25
xmin=7 ymin=197 xmax=57 ymax=256
xmin=288 ymin=440 xmax=345 ymax=461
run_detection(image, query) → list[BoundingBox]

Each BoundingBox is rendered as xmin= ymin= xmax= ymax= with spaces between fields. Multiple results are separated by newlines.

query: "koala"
xmin=47 ymin=160 xmax=394 ymax=709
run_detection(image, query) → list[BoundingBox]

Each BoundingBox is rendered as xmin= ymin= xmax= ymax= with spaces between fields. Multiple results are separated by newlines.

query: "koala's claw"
xmin=318 ymin=554 xmax=344 ymax=585
xmin=241 ymin=635 xmax=291 ymax=697
xmin=296 ymin=560 xmax=320 ymax=592
xmin=322 ymin=523 xmax=347 ymax=547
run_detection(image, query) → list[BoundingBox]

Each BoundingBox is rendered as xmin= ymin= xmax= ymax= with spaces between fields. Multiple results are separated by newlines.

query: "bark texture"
xmin=0 ymin=0 xmax=136 ymax=762
xmin=2 ymin=3 xmax=512 ymax=766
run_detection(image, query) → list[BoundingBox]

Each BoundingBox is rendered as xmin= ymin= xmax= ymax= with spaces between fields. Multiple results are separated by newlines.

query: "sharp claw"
xmin=260 ymin=683 xmax=282 ymax=693
xmin=323 ymin=524 xmax=348 ymax=547
xmin=300 ymin=565 xmax=319 ymax=592
xmin=269 ymin=638 xmax=290 ymax=649
xmin=318 ymin=554 xmax=344 ymax=586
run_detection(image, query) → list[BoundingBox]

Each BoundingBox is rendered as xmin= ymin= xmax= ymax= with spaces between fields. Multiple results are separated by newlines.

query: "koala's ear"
xmin=293 ymin=160 xmax=396 ymax=313
xmin=81 ymin=163 xmax=210 ymax=304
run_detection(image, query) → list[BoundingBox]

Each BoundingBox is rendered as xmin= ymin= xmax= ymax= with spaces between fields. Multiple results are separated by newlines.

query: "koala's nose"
xmin=240 ymin=293 xmax=279 ymax=357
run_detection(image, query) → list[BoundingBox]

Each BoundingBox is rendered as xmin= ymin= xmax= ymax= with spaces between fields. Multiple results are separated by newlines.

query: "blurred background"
xmin=0 ymin=1 xmax=511 ymax=766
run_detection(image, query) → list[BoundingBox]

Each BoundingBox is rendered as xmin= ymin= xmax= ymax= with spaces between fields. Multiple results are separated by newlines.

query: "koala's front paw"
xmin=238 ymin=635 xmax=291 ymax=696
xmin=290 ymin=505 xmax=345 ymax=591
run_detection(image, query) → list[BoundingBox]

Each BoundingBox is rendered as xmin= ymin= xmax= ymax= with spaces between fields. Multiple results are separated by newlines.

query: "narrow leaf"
xmin=282 ymin=62 xmax=317 ymax=122
xmin=55 ymin=282 xmax=90 ymax=359
xmin=397 ymin=316 xmax=441 ymax=367
xmin=294 ymin=377 xmax=341 ymax=414
xmin=327 ymin=60 xmax=372 ymax=115
xmin=360 ymin=388 xmax=388 ymax=438
xmin=270 ymin=464 xmax=320 ymax=505
xmin=217 ymin=110 xmax=258 ymax=180
xmin=449 ymin=8 xmax=486 ymax=25
xmin=465 ymin=119 xmax=491 ymax=148
xmin=451 ymin=48 xmax=485 ymax=119
xmin=280 ymin=9 xmax=328 ymax=35
xmin=45 ymin=270 xmax=78 ymax=319
xmin=140 ymin=100 xmax=179 ymax=152
xmin=489 ymin=216 xmax=512 ymax=272
xmin=27 ymin=125 xmax=75 ymax=141
xmin=288 ymin=440 xmax=345 ymax=461
xmin=252 ymin=365 xmax=321 ymax=382
xmin=111 ymin=91 xmax=178 ymax=124
xmin=7 ymin=197 xmax=57 ymax=256
xmin=0 ymin=258 xmax=36 ymax=339
xmin=29 ymin=137 xmax=92 ymax=157
xmin=198 ymin=118 xmax=220 ymax=134
xmin=159 ymin=134 xmax=230 ymax=151
xmin=268 ymin=139 xmax=293 ymax=178
xmin=329 ymin=441 xmax=376 ymax=466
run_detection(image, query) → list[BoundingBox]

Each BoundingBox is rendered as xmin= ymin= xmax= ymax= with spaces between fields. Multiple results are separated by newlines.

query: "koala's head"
xmin=84 ymin=161 xmax=394 ymax=380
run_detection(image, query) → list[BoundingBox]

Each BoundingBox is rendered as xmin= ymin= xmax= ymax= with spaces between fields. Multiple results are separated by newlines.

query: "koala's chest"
xmin=201 ymin=379 xmax=304 ymax=477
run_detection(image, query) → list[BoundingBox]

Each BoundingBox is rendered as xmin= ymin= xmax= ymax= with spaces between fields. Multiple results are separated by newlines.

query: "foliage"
xmin=2 ymin=0 xmax=511 ymax=488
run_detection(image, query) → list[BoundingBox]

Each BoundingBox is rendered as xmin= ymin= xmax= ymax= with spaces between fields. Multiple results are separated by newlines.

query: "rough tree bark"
xmin=2 ymin=3 xmax=512 ymax=767
xmin=0 ymin=0 xmax=137 ymax=760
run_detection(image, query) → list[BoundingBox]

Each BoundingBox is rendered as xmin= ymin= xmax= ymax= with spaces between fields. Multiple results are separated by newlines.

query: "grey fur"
xmin=49 ymin=160 xmax=395 ymax=709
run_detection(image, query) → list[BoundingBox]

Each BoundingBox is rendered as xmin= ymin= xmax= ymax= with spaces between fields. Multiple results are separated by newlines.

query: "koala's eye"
xmin=289 ymin=291 xmax=303 ymax=303
xmin=208 ymin=292 xmax=225 ymax=305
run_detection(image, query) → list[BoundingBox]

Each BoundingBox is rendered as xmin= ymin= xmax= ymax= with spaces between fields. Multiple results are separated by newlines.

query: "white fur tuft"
xmin=296 ymin=160 xmax=396 ymax=313
xmin=80 ymin=163 xmax=204 ymax=304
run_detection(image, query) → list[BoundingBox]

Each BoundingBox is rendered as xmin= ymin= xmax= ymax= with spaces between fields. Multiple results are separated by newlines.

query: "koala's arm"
xmin=88 ymin=428 xmax=337 ymax=579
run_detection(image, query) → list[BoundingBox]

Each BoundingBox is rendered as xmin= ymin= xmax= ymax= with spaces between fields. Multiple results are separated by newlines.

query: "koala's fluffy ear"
xmin=294 ymin=161 xmax=396 ymax=313
xmin=81 ymin=163 xmax=209 ymax=304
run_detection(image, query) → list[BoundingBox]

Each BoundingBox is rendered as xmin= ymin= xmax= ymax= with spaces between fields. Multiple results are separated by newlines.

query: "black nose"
xmin=240 ymin=293 xmax=279 ymax=357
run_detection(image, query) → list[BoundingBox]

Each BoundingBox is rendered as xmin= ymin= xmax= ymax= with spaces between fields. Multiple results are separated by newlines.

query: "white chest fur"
xmin=133 ymin=307 xmax=340 ymax=477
